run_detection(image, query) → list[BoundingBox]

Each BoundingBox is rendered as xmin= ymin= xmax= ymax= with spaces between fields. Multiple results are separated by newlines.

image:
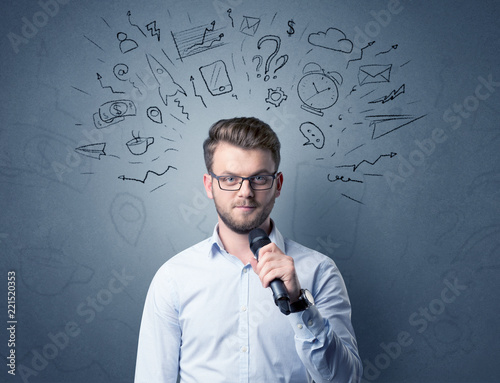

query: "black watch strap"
xmin=289 ymin=289 xmax=312 ymax=313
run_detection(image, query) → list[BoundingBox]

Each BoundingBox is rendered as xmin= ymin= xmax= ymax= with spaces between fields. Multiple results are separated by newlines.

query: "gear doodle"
xmin=265 ymin=87 xmax=288 ymax=107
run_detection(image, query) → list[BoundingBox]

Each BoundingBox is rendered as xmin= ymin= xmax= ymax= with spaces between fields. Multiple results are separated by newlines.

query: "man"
xmin=135 ymin=117 xmax=362 ymax=382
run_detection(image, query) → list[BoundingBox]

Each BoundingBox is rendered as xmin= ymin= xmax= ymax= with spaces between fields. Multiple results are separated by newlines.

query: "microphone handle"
xmin=270 ymin=279 xmax=291 ymax=315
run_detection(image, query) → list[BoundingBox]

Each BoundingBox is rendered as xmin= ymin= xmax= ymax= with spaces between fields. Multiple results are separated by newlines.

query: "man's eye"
xmin=222 ymin=177 xmax=236 ymax=183
xmin=251 ymin=176 xmax=268 ymax=184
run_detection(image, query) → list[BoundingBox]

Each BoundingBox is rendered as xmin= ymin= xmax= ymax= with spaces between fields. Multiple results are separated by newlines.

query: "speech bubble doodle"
xmin=299 ymin=122 xmax=325 ymax=149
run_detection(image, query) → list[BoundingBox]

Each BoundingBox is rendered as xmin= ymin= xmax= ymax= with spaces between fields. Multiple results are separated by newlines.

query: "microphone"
xmin=249 ymin=228 xmax=291 ymax=315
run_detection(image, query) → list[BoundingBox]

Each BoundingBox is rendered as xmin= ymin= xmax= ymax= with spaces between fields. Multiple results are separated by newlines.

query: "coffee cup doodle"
xmin=126 ymin=135 xmax=154 ymax=155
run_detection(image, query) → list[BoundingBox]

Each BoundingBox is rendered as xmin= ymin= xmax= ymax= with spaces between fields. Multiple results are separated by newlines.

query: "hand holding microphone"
xmin=249 ymin=228 xmax=300 ymax=315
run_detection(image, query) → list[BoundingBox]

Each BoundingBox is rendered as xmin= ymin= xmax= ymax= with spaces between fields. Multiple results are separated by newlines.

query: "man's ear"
xmin=203 ymin=173 xmax=214 ymax=199
xmin=275 ymin=172 xmax=283 ymax=197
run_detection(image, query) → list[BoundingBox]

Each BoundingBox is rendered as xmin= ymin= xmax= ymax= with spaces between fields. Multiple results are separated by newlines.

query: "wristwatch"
xmin=290 ymin=289 xmax=315 ymax=313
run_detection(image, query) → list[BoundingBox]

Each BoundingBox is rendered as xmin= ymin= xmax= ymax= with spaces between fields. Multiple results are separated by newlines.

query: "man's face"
xmin=203 ymin=142 xmax=282 ymax=235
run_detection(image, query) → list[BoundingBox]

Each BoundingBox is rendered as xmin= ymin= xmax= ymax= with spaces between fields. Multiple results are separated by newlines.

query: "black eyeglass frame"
xmin=210 ymin=172 xmax=279 ymax=191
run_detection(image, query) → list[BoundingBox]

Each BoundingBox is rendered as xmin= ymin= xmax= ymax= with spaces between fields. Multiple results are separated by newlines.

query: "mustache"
xmin=233 ymin=202 xmax=259 ymax=208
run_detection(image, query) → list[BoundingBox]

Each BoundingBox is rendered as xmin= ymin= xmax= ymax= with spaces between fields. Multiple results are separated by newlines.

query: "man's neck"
xmin=218 ymin=219 xmax=272 ymax=265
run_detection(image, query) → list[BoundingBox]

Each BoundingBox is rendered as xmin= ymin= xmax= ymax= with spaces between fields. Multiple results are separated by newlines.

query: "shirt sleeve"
xmin=287 ymin=259 xmax=363 ymax=383
xmin=134 ymin=266 xmax=181 ymax=383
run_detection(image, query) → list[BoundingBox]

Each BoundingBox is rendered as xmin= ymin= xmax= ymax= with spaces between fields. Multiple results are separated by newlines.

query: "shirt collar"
xmin=208 ymin=220 xmax=285 ymax=258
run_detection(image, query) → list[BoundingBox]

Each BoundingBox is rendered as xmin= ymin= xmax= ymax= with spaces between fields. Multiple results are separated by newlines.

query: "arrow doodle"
xmin=127 ymin=11 xmax=147 ymax=37
xmin=97 ymin=73 xmax=124 ymax=94
xmin=375 ymin=44 xmax=398 ymax=56
xmin=336 ymin=152 xmax=397 ymax=172
xmin=346 ymin=41 xmax=375 ymax=69
xmin=118 ymin=166 xmax=177 ymax=183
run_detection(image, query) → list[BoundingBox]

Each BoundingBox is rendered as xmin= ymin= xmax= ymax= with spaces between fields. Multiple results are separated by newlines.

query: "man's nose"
xmin=238 ymin=179 xmax=254 ymax=197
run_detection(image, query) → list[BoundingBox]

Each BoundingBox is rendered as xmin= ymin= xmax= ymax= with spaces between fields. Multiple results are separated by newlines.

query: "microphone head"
xmin=248 ymin=228 xmax=271 ymax=259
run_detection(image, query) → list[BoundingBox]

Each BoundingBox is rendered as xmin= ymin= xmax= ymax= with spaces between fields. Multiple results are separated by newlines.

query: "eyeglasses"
xmin=210 ymin=172 xmax=278 ymax=191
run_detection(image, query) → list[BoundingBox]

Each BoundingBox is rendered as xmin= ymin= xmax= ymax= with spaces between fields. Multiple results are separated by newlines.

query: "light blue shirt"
xmin=135 ymin=224 xmax=362 ymax=382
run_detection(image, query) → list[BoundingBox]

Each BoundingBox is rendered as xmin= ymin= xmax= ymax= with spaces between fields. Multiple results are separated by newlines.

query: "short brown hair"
xmin=203 ymin=117 xmax=281 ymax=173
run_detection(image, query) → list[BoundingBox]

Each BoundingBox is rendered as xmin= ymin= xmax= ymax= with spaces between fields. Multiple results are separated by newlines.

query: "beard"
xmin=213 ymin=196 xmax=276 ymax=235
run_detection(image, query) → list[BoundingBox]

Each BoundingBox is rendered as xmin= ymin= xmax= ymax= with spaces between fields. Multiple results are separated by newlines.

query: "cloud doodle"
xmin=308 ymin=27 xmax=353 ymax=53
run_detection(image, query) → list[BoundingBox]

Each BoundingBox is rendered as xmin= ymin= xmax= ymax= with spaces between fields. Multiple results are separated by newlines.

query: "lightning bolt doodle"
xmin=369 ymin=84 xmax=405 ymax=104
xmin=146 ymin=21 xmax=160 ymax=41
xmin=336 ymin=152 xmax=397 ymax=172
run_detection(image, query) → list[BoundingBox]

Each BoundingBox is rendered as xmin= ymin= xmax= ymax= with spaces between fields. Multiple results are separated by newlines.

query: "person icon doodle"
xmin=117 ymin=32 xmax=138 ymax=54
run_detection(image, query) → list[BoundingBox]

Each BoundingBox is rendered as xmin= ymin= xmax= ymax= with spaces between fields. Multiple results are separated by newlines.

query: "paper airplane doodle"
xmin=367 ymin=114 xmax=427 ymax=139
xmin=146 ymin=54 xmax=186 ymax=106
xmin=75 ymin=143 xmax=106 ymax=160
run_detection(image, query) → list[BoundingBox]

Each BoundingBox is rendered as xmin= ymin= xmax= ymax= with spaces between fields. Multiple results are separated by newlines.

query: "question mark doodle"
xmin=252 ymin=55 xmax=263 ymax=78
xmin=273 ymin=55 xmax=288 ymax=77
xmin=257 ymin=35 xmax=288 ymax=81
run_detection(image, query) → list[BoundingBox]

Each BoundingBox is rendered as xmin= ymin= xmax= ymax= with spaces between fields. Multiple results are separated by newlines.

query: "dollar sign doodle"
xmin=113 ymin=103 xmax=123 ymax=116
xmin=287 ymin=20 xmax=295 ymax=37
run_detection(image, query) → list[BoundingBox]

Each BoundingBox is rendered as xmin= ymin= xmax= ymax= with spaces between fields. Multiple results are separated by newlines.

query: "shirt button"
xmin=307 ymin=320 xmax=313 ymax=327
xmin=243 ymin=268 xmax=248 ymax=273
xmin=241 ymin=306 xmax=247 ymax=312
xmin=241 ymin=346 xmax=248 ymax=352
xmin=297 ymin=324 xmax=303 ymax=329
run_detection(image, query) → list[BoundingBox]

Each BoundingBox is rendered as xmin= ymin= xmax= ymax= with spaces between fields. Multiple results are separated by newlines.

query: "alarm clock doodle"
xmin=297 ymin=62 xmax=343 ymax=117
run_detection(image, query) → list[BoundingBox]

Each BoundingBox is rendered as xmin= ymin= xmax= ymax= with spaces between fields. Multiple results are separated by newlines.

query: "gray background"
xmin=1 ymin=0 xmax=499 ymax=382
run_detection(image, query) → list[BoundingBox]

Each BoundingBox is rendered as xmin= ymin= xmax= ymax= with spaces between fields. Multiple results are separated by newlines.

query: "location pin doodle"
xmin=147 ymin=106 xmax=163 ymax=124
xmin=110 ymin=193 xmax=146 ymax=246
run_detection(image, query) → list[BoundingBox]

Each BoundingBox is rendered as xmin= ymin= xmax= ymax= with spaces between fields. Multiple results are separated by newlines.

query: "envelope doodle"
xmin=358 ymin=64 xmax=392 ymax=86
xmin=240 ymin=16 xmax=260 ymax=36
